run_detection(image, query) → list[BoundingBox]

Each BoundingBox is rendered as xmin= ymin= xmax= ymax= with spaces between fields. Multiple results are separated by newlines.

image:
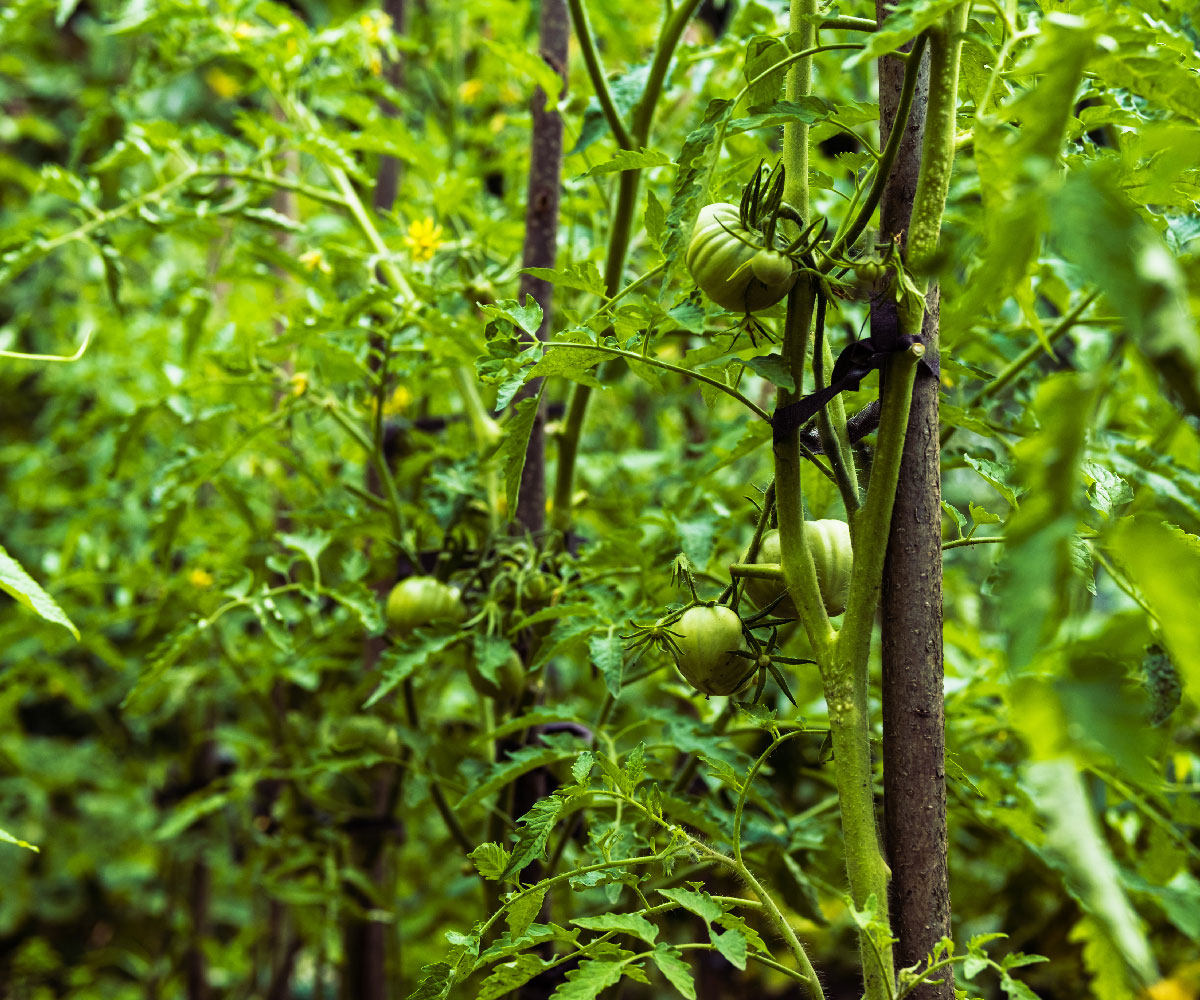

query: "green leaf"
xmin=478 ymin=954 xmax=550 ymax=1000
xmin=406 ymin=963 xmax=454 ymax=1000
xmin=1022 ymin=758 xmax=1158 ymax=987
xmin=457 ymin=734 xmax=583 ymax=811
xmin=589 ymin=629 xmax=625 ymax=697
xmin=480 ymin=297 xmax=545 ymax=337
xmin=507 ymin=885 xmax=548 ymax=939
xmin=572 ymin=750 xmax=595 ymax=786
xmin=709 ymin=924 xmax=747 ymax=970
xmin=658 ymin=887 xmax=723 ymax=924
xmin=0 ymin=543 xmax=79 ymax=640
xmin=649 ymin=944 xmax=696 ymax=1000
xmin=501 ymin=796 xmax=566 ymax=879
xmin=850 ymin=0 xmax=967 ymax=65
xmin=365 ymin=633 xmax=459 ymax=708
xmin=583 ymin=147 xmax=672 ymax=178
xmin=468 ymin=843 xmax=511 ymax=881
xmin=740 ymin=352 xmax=795 ymax=392
xmin=942 ymin=502 xmax=968 ymax=538
xmin=572 ymin=912 xmax=659 ymax=944
xmin=1051 ymin=164 xmax=1200 ymax=418
xmin=483 ymin=38 xmax=564 ymax=111
xmin=997 ymin=375 xmax=1095 ymax=669
xmin=500 ymin=396 xmax=542 ymax=521
xmin=645 ymin=190 xmax=666 ymax=252
xmin=963 ymin=455 xmax=1025 ymax=510
xmin=520 ymin=262 xmax=607 ymax=298
xmin=743 ymin=35 xmax=790 ymax=108
xmin=1110 ymin=519 xmax=1200 ymax=700
xmin=552 ymin=957 xmax=624 ymax=1000
xmin=623 ymin=742 xmax=646 ymax=789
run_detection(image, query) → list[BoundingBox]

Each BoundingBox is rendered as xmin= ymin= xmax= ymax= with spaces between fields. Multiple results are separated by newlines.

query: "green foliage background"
xmin=1 ymin=0 xmax=1198 ymax=997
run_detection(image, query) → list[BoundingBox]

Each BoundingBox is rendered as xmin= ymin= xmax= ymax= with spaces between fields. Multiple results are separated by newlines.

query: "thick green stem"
xmin=783 ymin=0 xmax=818 ymax=216
xmin=828 ymin=345 xmax=922 ymax=1000
xmin=775 ymin=284 xmax=837 ymax=657
xmin=906 ymin=8 xmax=967 ymax=278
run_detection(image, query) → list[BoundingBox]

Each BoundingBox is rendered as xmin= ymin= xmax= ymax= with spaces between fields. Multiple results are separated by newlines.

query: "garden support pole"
xmin=515 ymin=0 xmax=569 ymax=533
xmin=876 ymin=6 xmax=963 ymax=995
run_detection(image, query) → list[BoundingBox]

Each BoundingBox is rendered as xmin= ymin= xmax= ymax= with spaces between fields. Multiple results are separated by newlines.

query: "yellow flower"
xmin=488 ymin=113 xmax=507 ymax=134
xmin=204 ymin=67 xmax=240 ymax=99
xmin=403 ymin=217 xmax=444 ymax=261
xmin=381 ymin=384 xmax=412 ymax=417
xmin=189 ymin=568 xmax=215 ymax=589
xmin=290 ymin=372 xmax=310 ymax=396
xmin=299 ymin=249 xmax=331 ymax=274
xmin=369 ymin=52 xmax=383 ymax=76
xmin=459 ymin=79 xmax=484 ymax=104
xmin=360 ymin=11 xmax=387 ymax=44
xmin=232 ymin=21 xmax=257 ymax=39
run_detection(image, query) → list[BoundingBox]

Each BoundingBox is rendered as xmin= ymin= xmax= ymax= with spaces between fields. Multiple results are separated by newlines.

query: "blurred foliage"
xmin=0 ymin=0 xmax=1198 ymax=998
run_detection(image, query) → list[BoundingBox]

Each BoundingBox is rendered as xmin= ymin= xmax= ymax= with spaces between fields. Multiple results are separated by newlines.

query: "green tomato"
xmin=744 ymin=521 xmax=853 ymax=617
xmin=671 ymin=605 xmax=751 ymax=696
xmin=685 ymin=203 xmax=796 ymax=313
xmin=385 ymin=576 xmax=466 ymax=636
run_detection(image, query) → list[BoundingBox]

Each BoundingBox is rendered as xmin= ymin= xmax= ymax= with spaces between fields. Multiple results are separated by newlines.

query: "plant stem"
xmin=545 ymin=342 xmax=772 ymax=421
xmin=783 ymin=0 xmax=818 ymax=218
xmin=551 ymin=0 xmax=704 ymax=533
xmin=830 ymin=345 xmax=922 ymax=1000
xmin=823 ymin=32 xmax=928 ymax=265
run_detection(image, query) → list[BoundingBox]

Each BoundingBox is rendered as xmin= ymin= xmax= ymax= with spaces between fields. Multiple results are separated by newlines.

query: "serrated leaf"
xmin=572 ymin=750 xmax=594 ymax=786
xmin=645 ymin=190 xmax=666 ymax=251
xmin=480 ymin=297 xmax=545 ymax=336
xmin=501 ymin=796 xmax=566 ymax=879
xmin=0 ymin=543 xmax=79 ymax=639
xmin=740 ymin=353 xmax=795 ymax=392
xmin=589 ymin=629 xmax=625 ymax=697
xmin=406 ymin=962 xmax=454 ymax=1000
xmin=500 ymin=396 xmax=542 ymax=522
xmin=658 ymin=887 xmax=723 ymax=925
xmin=328 ymin=580 xmax=386 ymax=635
xmin=365 ymin=633 xmax=458 ymax=708
xmin=552 ymin=957 xmax=624 ymax=1000
xmin=478 ymin=953 xmax=550 ymax=1000
xmin=520 ymin=262 xmax=606 ymax=298
xmin=623 ymin=742 xmax=645 ymax=789
xmin=650 ymin=944 xmax=696 ymax=999
xmin=964 ymin=455 xmax=1024 ymax=510
xmin=457 ymin=734 xmax=582 ymax=811
xmin=527 ymin=344 xmax=607 ymax=383
xmin=851 ymin=0 xmax=968 ymax=65
xmin=507 ymin=884 xmax=548 ymax=939
xmin=942 ymin=501 xmax=968 ymax=538
xmin=469 ymin=843 xmax=511 ymax=881
xmin=583 ymin=147 xmax=672 ymax=177
xmin=572 ymin=912 xmax=659 ymax=944
xmin=710 ymin=924 xmax=747 ymax=970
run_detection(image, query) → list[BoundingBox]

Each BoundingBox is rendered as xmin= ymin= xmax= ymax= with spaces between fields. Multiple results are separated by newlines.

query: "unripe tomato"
xmin=672 ymin=605 xmax=751 ymax=696
xmin=385 ymin=576 xmax=466 ymax=636
xmin=744 ymin=520 xmax=853 ymax=617
xmin=685 ymin=203 xmax=796 ymax=313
